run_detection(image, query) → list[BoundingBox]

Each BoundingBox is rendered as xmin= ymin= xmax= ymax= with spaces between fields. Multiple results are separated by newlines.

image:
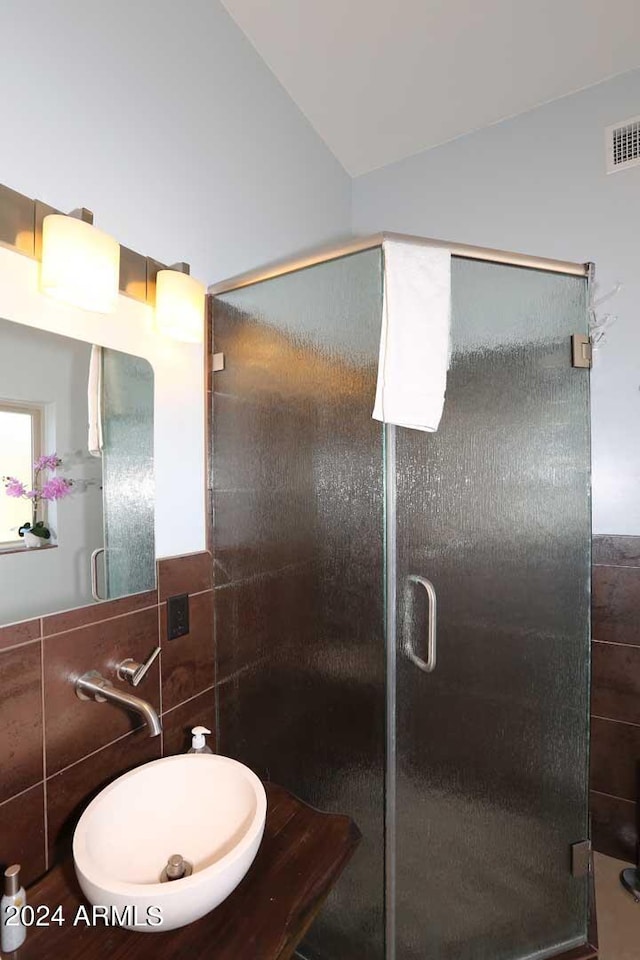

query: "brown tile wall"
xmin=591 ymin=534 xmax=640 ymax=862
xmin=0 ymin=551 xmax=215 ymax=886
xmin=12 ymin=532 xmax=633 ymax=876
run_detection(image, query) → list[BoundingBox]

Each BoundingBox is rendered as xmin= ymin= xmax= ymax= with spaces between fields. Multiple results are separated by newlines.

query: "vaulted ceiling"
xmin=221 ymin=0 xmax=640 ymax=175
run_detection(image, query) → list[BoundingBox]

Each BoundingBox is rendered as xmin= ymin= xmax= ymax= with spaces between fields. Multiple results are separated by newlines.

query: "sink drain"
xmin=160 ymin=854 xmax=193 ymax=882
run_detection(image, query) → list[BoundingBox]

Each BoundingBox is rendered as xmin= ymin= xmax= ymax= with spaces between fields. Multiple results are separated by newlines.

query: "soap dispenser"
xmin=188 ymin=726 xmax=213 ymax=754
xmin=1 ymin=864 xmax=27 ymax=952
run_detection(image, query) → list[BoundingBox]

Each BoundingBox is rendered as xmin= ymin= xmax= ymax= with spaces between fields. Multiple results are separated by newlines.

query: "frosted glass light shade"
xmin=155 ymin=269 xmax=205 ymax=343
xmin=40 ymin=214 xmax=120 ymax=313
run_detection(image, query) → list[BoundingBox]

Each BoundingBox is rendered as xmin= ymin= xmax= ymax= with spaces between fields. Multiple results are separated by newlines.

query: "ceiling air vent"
xmin=605 ymin=115 xmax=640 ymax=173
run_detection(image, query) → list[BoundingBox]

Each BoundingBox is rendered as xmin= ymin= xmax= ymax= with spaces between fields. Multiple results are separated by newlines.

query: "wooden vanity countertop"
xmin=12 ymin=782 xmax=361 ymax=960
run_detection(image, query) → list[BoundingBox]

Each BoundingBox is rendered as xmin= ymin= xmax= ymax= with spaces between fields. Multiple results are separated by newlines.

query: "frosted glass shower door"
xmin=393 ymin=260 xmax=591 ymax=960
xmin=212 ymin=249 xmax=386 ymax=960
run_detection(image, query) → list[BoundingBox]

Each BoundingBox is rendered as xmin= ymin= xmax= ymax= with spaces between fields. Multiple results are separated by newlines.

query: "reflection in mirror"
xmin=101 ymin=349 xmax=155 ymax=599
xmin=0 ymin=318 xmax=155 ymax=626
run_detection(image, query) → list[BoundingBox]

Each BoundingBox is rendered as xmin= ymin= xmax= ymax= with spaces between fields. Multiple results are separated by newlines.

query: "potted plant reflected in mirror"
xmin=3 ymin=454 xmax=73 ymax=548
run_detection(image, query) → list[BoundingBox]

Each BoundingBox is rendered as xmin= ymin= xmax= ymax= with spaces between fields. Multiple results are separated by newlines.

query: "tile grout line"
xmin=590 ymin=787 xmax=636 ymax=805
xmin=213 ymin=605 xmax=219 ymax=753
xmin=213 ymin=560 xmax=315 ymax=592
xmin=161 ymin=683 xmax=217 ymax=717
xmin=215 ymin=657 xmax=269 ymax=689
xmin=156 ymin=561 xmax=163 ymax=758
xmin=591 ymin=713 xmax=640 ymax=729
xmin=0 ymin=635 xmax=43 ymax=655
xmin=41 ymin=601 xmax=160 ymax=640
xmin=0 ymin=592 xmax=163 ymax=649
xmin=158 ymin=587 xmax=213 ymax=604
xmin=4 ymin=563 xmax=210 ymax=852
xmin=156 ymin=551 xmax=212 ymax=565
xmin=3 ymin=562 xmax=211 ymax=841
xmin=157 ymin=601 xmax=164 ymax=756
xmin=0 ymin=779 xmax=45 ymax=810
xmin=40 ymin=636 xmax=49 ymax=871
xmin=47 ymin=726 xmax=148 ymax=782
xmin=591 ymin=638 xmax=640 ymax=650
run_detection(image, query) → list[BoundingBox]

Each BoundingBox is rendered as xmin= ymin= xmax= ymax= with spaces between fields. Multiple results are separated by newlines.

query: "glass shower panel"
xmin=212 ymin=250 xmax=385 ymax=960
xmin=101 ymin=349 xmax=155 ymax=599
xmin=393 ymin=260 xmax=591 ymax=959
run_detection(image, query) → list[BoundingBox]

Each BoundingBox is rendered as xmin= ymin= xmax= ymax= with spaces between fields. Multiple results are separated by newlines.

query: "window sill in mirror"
xmin=0 ymin=543 xmax=58 ymax=556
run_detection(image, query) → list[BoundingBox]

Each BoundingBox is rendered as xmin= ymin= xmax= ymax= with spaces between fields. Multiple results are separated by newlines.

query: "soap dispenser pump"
xmin=188 ymin=726 xmax=213 ymax=754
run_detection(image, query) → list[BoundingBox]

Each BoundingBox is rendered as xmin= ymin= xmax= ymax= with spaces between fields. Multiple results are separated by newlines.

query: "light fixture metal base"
xmin=168 ymin=261 xmax=190 ymax=275
xmin=68 ymin=207 xmax=94 ymax=225
xmin=0 ymin=181 xmax=188 ymax=307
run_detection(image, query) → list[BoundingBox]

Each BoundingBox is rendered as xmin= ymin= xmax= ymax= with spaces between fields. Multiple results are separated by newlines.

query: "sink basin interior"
xmin=77 ymin=756 xmax=260 ymax=886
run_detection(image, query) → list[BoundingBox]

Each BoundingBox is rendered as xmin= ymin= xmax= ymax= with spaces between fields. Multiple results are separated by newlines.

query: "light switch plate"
xmin=167 ymin=593 xmax=190 ymax=640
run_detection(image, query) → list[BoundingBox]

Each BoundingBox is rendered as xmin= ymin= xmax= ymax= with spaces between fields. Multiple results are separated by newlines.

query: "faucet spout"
xmin=75 ymin=670 xmax=162 ymax=737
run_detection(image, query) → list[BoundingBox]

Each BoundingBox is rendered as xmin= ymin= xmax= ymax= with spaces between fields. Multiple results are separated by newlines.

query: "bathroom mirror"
xmin=0 ymin=317 xmax=155 ymax=626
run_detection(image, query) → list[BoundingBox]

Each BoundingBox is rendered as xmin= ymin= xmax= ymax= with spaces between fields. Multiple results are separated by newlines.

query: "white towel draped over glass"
xmin=88 ymin=344 xmax=103 ymax=457
xmin=373 ymin=240 xmax=451 ymax=432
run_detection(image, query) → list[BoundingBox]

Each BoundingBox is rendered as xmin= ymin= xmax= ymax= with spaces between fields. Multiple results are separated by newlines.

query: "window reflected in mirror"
xmin=0 ymin=402 xmax=42 ymax=546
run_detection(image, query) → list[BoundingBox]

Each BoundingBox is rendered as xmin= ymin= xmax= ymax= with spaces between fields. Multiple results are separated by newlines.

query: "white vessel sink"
xmin=73 ymin=754 xmax=267 ymax=932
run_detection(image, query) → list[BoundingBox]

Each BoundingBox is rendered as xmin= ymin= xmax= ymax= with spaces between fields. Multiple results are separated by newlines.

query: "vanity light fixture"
xmin=154 ymin=263 xmax=205 ymax=343
xmin=40 ymin=210 xmax=120 ymax=313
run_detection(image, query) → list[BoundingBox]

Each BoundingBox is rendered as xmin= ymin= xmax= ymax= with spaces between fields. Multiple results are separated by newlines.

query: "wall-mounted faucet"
xmin=75 ymin=668 xmax=162 ymax=738
xmin=117 ymin=646 xmax=161 ymax=687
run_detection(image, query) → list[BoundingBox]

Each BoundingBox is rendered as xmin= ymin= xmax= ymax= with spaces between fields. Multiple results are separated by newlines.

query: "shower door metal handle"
xmin=405 ymin=575 xmax=437 ymax=673
xmin=91 ymin=547 xmax=105 ymax=602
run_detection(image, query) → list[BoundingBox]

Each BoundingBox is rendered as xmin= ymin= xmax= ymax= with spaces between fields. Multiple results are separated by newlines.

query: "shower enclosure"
xmin=210 ymin=235 xmax=592 ymax=960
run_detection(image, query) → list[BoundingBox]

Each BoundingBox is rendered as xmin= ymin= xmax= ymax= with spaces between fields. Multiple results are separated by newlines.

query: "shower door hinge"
xmin=572 ymin=334 xmax=592 ymax=368
xmin=212 ymin=353 xmax=225 ymax=372
xmin=570 ymin=839 xmax=592 ymax=877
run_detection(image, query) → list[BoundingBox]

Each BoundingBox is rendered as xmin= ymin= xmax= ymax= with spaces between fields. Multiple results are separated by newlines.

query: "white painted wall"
xmin=353 ymin=69 xmax=640 ymax=535
xmin=0 ymin=246 xmax=204 ymax=566
xmin=0 ymin=0 xmax=350 ymax=284
xmin=0 ymin=0 xmax=352 ymax=618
